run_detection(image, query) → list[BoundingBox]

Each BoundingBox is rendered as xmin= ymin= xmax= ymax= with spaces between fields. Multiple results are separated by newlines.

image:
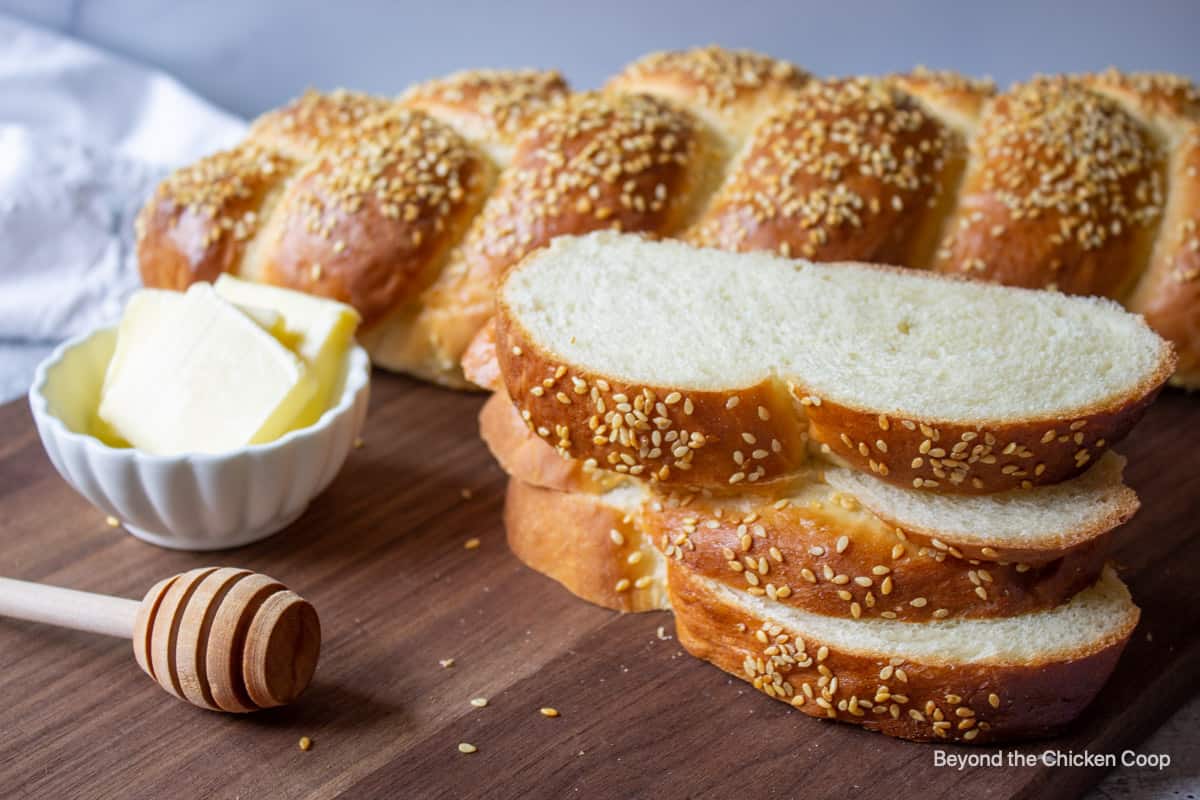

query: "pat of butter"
xmin=214 ymin=274 xmax=361 ymax=427
xmin=98 ymin=284 xmax=318 ymax=455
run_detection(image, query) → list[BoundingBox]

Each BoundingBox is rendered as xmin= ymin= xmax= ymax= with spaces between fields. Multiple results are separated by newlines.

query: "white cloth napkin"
xmin=0 ymin=14 xmax=247 ymax=401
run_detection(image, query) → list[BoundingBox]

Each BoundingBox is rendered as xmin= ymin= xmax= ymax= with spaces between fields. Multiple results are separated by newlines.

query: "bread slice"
xmin=461 ymin=318 xmax=502 ymax=391
xmin=496 ymin=232 xmax=1174 ymax=493
xmin=824 ymin=453 xmax=1139 ymax=563
xmin=505 ymin=479 xmax=668 ymax=613
xmin=505 ymin=467 xmax=1111 ymax=621
xmin=480 ymin=389 xmax=623 ymax=494
xmin=669 ymin=561 xmax=1138 ymax=742
xmin=484 ymin=386 xmax=1138 ymax=563
xmin=649 ymin=481 xmax=1111 ymax=621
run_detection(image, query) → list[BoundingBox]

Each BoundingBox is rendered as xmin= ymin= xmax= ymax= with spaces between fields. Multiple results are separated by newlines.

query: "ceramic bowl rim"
xmin=28 ymin=324 xmax=371 ymax=466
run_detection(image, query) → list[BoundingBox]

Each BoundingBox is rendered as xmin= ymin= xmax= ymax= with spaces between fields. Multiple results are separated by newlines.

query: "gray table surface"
xmin=0 ymin=2 xmax=1196 ymax=797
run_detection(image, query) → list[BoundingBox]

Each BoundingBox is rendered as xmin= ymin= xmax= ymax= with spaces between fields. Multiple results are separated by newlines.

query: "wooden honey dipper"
xmin=0 ymin=567 xmax=320 ymax=712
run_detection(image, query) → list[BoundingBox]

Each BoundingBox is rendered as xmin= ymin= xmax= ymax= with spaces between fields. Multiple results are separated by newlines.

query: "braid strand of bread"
xmin=137 ymin=47 xmax=1200 ymax=389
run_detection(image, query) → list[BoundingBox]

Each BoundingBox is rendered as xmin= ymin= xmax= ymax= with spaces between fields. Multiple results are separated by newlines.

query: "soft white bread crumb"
xmin=501 ymin=232 xmax=1170 ymax=422
xmin=697 ymin=565 xmax=1135 ymax=665
xmin=824 ymin=451 xmax=1137 ymax=550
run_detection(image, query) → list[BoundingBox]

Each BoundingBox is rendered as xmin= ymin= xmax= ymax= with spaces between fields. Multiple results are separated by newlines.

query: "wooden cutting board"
xmin=0 ymin=373 xmax=1196 ymax=800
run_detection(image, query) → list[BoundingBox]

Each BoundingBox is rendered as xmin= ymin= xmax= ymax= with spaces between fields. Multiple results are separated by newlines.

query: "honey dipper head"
xmin=132 ymin=567 xmax=321 ymax=712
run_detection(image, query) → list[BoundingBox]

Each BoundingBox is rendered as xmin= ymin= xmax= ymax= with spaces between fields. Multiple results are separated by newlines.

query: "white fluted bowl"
xmin=29 ymin=326 xmax=370 ymax=551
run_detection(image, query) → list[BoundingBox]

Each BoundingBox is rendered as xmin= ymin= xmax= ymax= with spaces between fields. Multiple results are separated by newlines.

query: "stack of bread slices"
xmin=468 ymin=232 xmax=1176 ymax=743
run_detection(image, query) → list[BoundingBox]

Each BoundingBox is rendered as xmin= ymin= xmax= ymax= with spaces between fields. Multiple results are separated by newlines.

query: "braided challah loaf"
xmin=137 ymin=48 xmax=1200 ymax=388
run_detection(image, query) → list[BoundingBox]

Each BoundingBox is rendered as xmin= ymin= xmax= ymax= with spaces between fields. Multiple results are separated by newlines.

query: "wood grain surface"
xmin=0 ymin=374 xmax=1197 ymax=800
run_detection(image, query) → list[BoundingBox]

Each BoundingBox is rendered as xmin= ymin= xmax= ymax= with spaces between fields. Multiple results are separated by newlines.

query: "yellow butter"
xmin=98 ymin=284 xmax=318 ymax=455
xmin=214 ymin=274 xmax=361 ymax=427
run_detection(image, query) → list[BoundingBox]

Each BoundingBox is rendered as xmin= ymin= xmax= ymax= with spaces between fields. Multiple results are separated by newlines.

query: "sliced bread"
xmin=823 ymin=453 xmax=1139 ymax=562
xmin=504 ymin=470 xmax=1112 ymax=621
xmin=504 ymin=479 xmax=668 ymax=613
xmin=669 ymin=560 xmax=1139 ymax=742
xmin=496 ymin=232 xmax=1174 ymax=493
xmin=649 ymin=483 xmax=1111 ymax=621
xmin=480 ymin=390 xmax=623 ymax=494
xmin=484 ymin=386 xmax=1138 ymax=564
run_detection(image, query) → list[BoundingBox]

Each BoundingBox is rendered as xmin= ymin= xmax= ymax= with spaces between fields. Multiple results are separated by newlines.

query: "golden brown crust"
xmin=889 ymin=68 xmax=995 ymax=133
xmin=689 ymin=78 xmax=962 ymax=268
xmin=1082 ymin=69 xmax=1200 ymax=122
xmin=495 ymin=309 xmax=810 ymax=490
xmin=497 ymin=449 xmax=1112 ymax=620
xmin=607 ymin=46 xmax=808 ymax=145
xmin=481 ymin=391 xmax=624 ymax=493
xmin=457 ymin=91 xmax=719 ymax=290
xmin=649 ymin=490 xmax=1110 ymax=621
xmin=484 ymin=387 xmax=1136 ymax=564
xmin=1079 ymin=74 xmax=1200 ymax=389
xmin=668 ymin=561 xmax=1137 ymax=743
xmin=140 ymin=59 xmax=1200 ymax=390
xmin=933 ymin=78 xmax=1163 ymax=299
xmin=247 ymin=88 xmax=396 ymax=159
xmin=1130 ymin=125 xmax=1200 ymax=389
xmin=828 ymin=459 xmax=1140 ymax=564
xmin=505 ymin=479 xmax=667 ymax=612
xmin=460 ymin=318 xmax=502 ymax=391
xmin=495 ymin=267 xmax=1174 ymax=494
xmin=800 ymin=384 xmax=1168 ymax=494
xmin=403 ymin=92 xmax=724 ymax=387
xmin=258 ymin=111 xmax=493 ymax=328
xmin=399 ymin=69 xmax=570 ymax=163
xmin=136 ymin=144 xmax=297 ymax=290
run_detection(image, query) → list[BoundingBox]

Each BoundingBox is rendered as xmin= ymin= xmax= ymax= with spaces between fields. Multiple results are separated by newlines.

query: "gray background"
xmin=1 ymin=1 xmax=1197 ymax=797
xmin=2 ymin=0 xmax=1198 ymax=117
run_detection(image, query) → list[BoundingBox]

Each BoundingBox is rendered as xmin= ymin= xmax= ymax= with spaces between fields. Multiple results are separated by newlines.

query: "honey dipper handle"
xmin=0 ymin=577 xmax=140 ymax=639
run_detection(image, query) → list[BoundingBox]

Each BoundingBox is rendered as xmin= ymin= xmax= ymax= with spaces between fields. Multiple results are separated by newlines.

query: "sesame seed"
xmin=440 ymin=658 xmax=455 ymax=668
xmin=105 ymin=515 xmax=120 ymax=528
xmin=458 ymin=743 xmax=477 ymax=754
xmin=464 ymin=537 xmax=481 ymax=550
xmin=540 ymin=707 xmax=560 ymax=718
xmin=298 ymin=737 xmax=312 ymax=751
